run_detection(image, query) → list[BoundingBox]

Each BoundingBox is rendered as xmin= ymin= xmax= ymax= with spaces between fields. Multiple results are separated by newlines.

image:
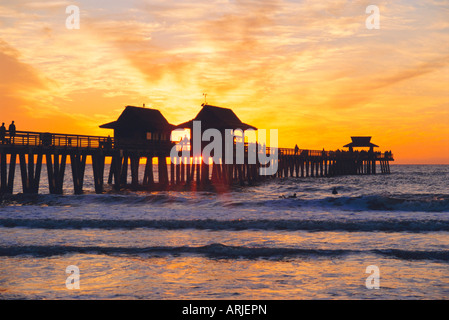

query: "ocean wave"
xmin=1 ymin=218 xmax=449 ymax=233
xmin=0 ymin=244 xmax=447 ymax=262
xmin=247 ymin=194 xmax=449 ymax=212
xmin=0 ymin=244 xmax=352 ymax=259
xmin=0 ymin=193 xmax=194 ymax=207
xmin=372 ymin=249 xmax=449 ymax=262
xmin=348 ymin=194 xmax=449 ymax=212
xmin=2 ymin=192 xmax=449 ymax=212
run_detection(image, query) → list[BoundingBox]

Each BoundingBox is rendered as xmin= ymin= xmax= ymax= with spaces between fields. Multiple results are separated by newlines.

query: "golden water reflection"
xmin=2 ymin=252 xmax=448 ymax=299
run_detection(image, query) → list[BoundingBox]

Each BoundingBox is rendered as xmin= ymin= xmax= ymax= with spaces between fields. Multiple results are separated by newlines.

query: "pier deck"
xmin=0 ymin=130 xmax=394 ymax=195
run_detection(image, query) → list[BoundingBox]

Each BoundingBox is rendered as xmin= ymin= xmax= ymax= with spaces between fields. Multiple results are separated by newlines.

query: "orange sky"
xmin=1 ymin=0 xmax=448 ymax=164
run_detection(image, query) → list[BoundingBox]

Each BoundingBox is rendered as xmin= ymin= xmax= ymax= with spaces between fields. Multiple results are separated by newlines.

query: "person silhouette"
xmin=8 ymin=121 xmax=16 ymax=143
xmin=106 ymin=135 xmax=112 ymax=149
xmin=279 ymin=193 xmax=297 ymax=199
xmin=332 ymin=187 xmax=338 ymax=195
xmin=0 ymin=122 xmax=6 ymax=144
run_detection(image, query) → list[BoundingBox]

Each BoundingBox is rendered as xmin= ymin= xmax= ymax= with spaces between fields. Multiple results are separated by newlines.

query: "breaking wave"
xmin=1 ymin=217 xmax=449 ymax=233
xmin=2 ymin=192 xmax=449 ymax=212
xmin=237 ymin=194 xmax=449 ymax=213
xmin=0 ymin=243 xmax=447 ymax=262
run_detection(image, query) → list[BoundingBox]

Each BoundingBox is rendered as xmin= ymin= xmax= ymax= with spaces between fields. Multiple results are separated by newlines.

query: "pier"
xmin=0 ymin=105 xmax=393 ymax=195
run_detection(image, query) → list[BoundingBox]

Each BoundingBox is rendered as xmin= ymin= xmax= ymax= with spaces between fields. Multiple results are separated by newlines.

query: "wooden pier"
xmin=0 ymin=130 xmax=393 ymax=195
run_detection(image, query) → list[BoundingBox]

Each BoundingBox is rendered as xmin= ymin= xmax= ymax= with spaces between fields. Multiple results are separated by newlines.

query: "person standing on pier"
xmin=8 ymin=121 xmax=16 ymax=144
xmin=0 ymin=123 xmax=6 ymax=144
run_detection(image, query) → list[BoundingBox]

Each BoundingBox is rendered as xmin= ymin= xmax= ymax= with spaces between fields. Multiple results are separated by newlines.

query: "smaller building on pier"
xmin=343 ymin=136 xmax=379 ymax=152
xmin=100 ymin=106 xmax=175 ymax=149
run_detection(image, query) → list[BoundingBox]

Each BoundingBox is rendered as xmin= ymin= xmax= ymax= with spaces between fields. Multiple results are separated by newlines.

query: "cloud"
xmin=0 ymin=40 xmax=47 ymax=92
xmin=368 ymin=55 xmax=449 ymax=90
xmin=0 ymin=39 xmax=52 ymax=121
xmin=0 ymin=39 xmax=108 ymax=133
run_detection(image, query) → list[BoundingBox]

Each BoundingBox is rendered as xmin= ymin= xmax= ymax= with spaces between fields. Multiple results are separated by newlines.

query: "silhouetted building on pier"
xmin=100 ymin=106 xmax=175 ymax=149
xmin=174 ymin=104 xmax=258 ymax=186
xmin=343 ymin=136 xmax=379 ymax=152
xmin=176 ymin=104 xmax=257 ymax=132
xmin=176 ymin=104 xmax=257 ymax=153
xmin=342 ymin=136 xmax=391 ymax=174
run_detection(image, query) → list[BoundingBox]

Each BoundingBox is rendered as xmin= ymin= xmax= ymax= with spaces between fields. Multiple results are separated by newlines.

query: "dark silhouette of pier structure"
xmin=0 ymin=104 xmax=393 ymax=195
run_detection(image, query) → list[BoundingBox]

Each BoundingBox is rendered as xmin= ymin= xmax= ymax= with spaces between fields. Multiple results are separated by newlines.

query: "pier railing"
xmin=1 ymin=131 xmax=113 ymax=149
xmin=267 ymin=147 xmax=393 ymax=160
xmin=1 ymin=131 xmax=394 ymax=161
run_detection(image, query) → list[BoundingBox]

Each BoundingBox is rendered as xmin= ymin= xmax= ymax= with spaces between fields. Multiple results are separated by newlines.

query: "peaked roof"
xmin=100 ymin=106 xmax=175 ymax=131
xmin=176 ymin=104 xmax=257 ymax=131
xmin=344 ymin=136 xmax=379 ymax=148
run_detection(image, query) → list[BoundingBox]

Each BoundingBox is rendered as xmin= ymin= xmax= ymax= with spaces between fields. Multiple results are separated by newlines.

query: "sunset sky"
xmin=1 ymin=0 xmax=448 ymax=164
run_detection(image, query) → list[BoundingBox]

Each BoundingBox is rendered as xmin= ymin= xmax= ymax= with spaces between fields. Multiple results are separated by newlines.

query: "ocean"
xmin=0 ymin=164 xmax=448 ymax=300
